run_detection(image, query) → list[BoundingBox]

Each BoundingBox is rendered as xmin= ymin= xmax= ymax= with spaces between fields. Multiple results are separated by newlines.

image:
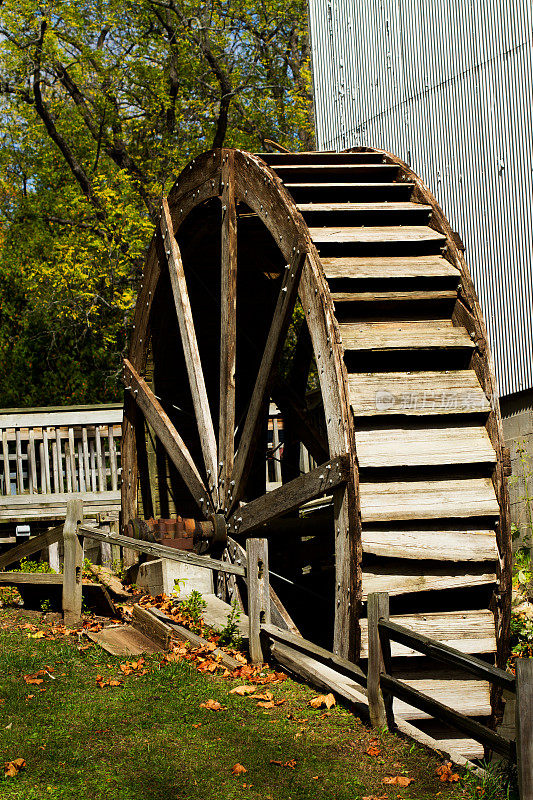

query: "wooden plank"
xmin=348 ymin=371 xmax=490 ymax=416
xmin=332 ymin=289 xmax=457 ymax=303
xmin=39 ymin=443 xmax=46 ymax=493
xmin=227 ymin=455 xmax=348 ymax=535
xmin=78 ymin=524 xmax=246 ymax=576
xmin=51 ymin=439 xmax=59 ymax=493
xmin=367 ymin=592 xmax=391 ymax=729
xmin=339 ymin=321 xmax=474 ymax=351
xmin=516 ymin=659 xmax=533 ymax=799
xmin=108 ymin=426 xmax=118 ymax=491
xmin=68 ymin=428 xmax=77 ymax=492
xmin=262 ymin=623 xmax=365 ymax=685
xmin=392 ymin=671 xmax=491 ymax=721
xmin=0 ymin=490 xmax=120 ymax=512
xmin=380 ymin=674 xmax=513 ymax=758
xmin=298 ymin=202 xmax=431 ymax=213
xmin=0 ymin=523 xmax=64 ymax=570
xmin=0 ymin=572 xmax=63 ymax=585
xmin=362 ymin=566 xmax=496 ymax=598
xmin=65 ymin=442 xmax=73 ymax=492
xmin=0 ymin=408 xmax=123 ymax=429
xmin=122 ymin=358 xmax=209 ymax=514
xmin=322 ymin=255 xmax=459 ymax=281
xmin=132 ymin=604 xmax=171 ymax=650
xmin=160 ymin=198 xmax=218 ymax=505
xmin=379 ymin=619 xmax=510 ymax=690
xmin=55 ymin=428 xmax=64 ymax=492
xmin=246 ymin=538 xmax=270 ymax=663
xmin=95 ymin=425 xmax=105 ymax=492
xmin=82 ymin=428 xmax=90 ymax=492
xmin=274 ymin=163 xmax=398 ymax=177
xmin=89 ymin=437 xmax=97 ymax=492
xmin=28 ymin=430 xmax=37 ymax=494
xmin=86 ymin=625 xmax=161 ymax=656
xmin=360 ymin=610 xmax=496 ymax=658
xmin=310 ymin=226 xmax=447 ymax=244
xmin=15 ymin=429 xmax=24 ymax=492
xmin=77 ymin=441 xmax=85 ymax=492
xmin=62 ymin=499 xmax=84 ymax=627
xmin=359 ymin=478 xmax=500 ymax=522
xmin=43 ymin=428 xmax=51 ymax=493
xmin=218 ymin=152 xmax=238 ymax=508
xmin=229 ymin=251 xmax=307 ymax=509
xmin=355 ymin=425 xmax=496 ymax=468
xmin=361 ymin=529 xmax=498 ymax=561
xmin=2 ymin=429 xmax=10 ymax=495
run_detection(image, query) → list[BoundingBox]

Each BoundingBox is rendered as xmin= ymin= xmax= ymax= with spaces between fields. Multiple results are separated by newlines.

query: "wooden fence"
xmin=0 ymin=404 xmax=122 ymax=524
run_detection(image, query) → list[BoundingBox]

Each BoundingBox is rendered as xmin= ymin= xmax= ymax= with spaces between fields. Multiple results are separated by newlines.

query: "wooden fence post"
xmin=367 ymin=591 xmax=392 ymax=730
xmin=516 ymin=658 xmax=533 ymax=800
xmin=62 ymin=499 xmax=84 ymax=626
xmin=246 ymin=537 xmax=271 ymax=663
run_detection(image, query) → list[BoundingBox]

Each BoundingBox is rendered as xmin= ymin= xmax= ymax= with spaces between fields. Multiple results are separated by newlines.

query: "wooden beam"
xmin=160 ymin=198 xmax=218 ymax=506
xmin=227 ymin=455 xmax=349 ymax=535
xmin=78 ymin=524 xmax=246 ymax=576
xmin=367 ymin=592 xmax=390 ymax=729
xmin=62 ymin=499 xmax=84 ymax=627
xmin=516 ymin=659 xmax=533 ymax=799
xmin=122 ymin=358 xmax=209 ymax=515
xmin=229 ymin=250 xmax=307 ymax=510
xmin=262 ymin=622 xmax=365 ymax=686
xmin=0 ymin=524 xmax=64 ymax=571
xmin=379 ymin=620 xmax=514 ymax=691
xmin=246 ymin=537 xmax=270 ymax=663
xmin=219 ymin=151 xmax=238 ymax=508
xmin=380 ymin=674 xmax=513 ymax=759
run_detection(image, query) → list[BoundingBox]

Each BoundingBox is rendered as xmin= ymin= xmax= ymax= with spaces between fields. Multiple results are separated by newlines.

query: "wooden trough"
xmin=119 ymin=147 xmax=512 ymax=757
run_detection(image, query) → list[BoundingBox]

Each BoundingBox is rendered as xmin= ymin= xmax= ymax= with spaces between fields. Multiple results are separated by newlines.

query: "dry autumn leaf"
xmin=231 ymin=763 xmax=247 ymax=775
xmin=229 ymin=685 xmax=258 ymax=696
xmin=269 ymin=759 xmax=296 ymax=769
xmin=200 ymin=699 xmax=224 ymax=711
xmin=382 ymin=776 xmax=414 ymax=786
xmin=250 ymin=691 xmax=273 ymax=701
xmin=23 ymin=677 xmax=43 ymax=686
xmin=309 ymin=693 xmax=336 ymax=709
xmin=366 ymin=745 xmax=381 ymax=757
xmin=257 ymin=700 xmax=276 ymax=709
xmin=4 ymin=758 xmax=25 ymax=778
xmin=436 ymin=763 xmax=460 ymax=783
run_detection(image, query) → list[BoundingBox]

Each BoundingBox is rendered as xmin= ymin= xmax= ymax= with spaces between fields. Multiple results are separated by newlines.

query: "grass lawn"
xmin=0 ymin=609 xmax=511 ymax=800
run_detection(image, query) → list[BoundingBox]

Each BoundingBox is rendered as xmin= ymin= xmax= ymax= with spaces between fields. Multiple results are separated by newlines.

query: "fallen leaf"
xmin=250 ymin=691 xmax=273 ymax=701
xmin=200 ymin=699 xmax=224 ymax=711
xmin=4 ymin=758 xmax=25 ymax=778
xmin=28 ymin=632 xmax=45 ymax=639
xmin=23 ymin=677 xmax=43 ymax=686
xmin=309 ymin=693 xmax=336 ymax=709
xmin=366 ymin=745 xmax=381 ymax=756
xmin=270 ymin=758 xmax=296 ymax=768
xmin=436 ymin=763 xmax=460 ymax=783
xmin=382 ymin=776 xmax=414 ymax=786
xmin=229 ymin=685 xmax=258 ymax=696
xmin=231 ymin=763 xmax=247 ymax=775
xmin=257 ymin=700 xmax=276 ymax=709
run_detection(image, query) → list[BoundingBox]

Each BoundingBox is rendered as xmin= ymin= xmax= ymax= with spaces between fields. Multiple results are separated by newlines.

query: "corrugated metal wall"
xmin=308 ymin=0 xmax=533 ymax=397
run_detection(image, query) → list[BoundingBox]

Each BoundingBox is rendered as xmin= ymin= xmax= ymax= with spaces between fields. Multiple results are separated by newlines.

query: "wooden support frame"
xmin=516 ymin=659 xmax=533 ymax=800
xmin=62 ymin=499 xmax=84 ymax=627
xmin=367 ymin=592 xmax=392 ymax=730
xmin=246 ymin=537 xmax=271 ymax=663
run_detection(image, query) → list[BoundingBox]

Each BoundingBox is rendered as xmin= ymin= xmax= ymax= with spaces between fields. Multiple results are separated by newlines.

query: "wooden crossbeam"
xmin=160 ymin=198 xmax=219 ymax=507
xmin=122 ymin=358 xmax=210 ymax=515
xmin=78 ymin=525 xmax=246 ymax=576
xmin=229 ymin=250 xmax=307 ymax=511
xmin=227 ymin=455 xmax=349 ymax=536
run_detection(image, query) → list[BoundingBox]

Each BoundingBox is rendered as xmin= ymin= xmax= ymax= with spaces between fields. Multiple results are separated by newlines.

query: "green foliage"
xmin=0 ymin=0 xmax=313 ymax=406
xmin=217 ymin=600 xmax=242 ymax=649
xmin=13 ymin=557 xmax=54 ymax=574
xmin=178 ymin=589 xmax=207 ymax=633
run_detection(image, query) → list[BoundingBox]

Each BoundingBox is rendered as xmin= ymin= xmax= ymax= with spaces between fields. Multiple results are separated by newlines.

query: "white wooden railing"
xmin=0 ymin=404 xmax=122 ymax=523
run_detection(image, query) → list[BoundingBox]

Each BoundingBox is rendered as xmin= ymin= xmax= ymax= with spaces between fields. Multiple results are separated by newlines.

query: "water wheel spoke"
xmin=229 ymin=249 xmax=308 ymax=511
xmin=160 ymin=198 xmax=219 ymax=507
xmin=122 ymin=358 xmax=211 ymax=516
xmin=218 ymin=151 xmax=238 ymax=508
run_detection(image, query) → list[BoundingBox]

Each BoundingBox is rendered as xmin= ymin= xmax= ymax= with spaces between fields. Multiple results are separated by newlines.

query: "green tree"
xmin=0 ymin=0 xmax=313 ymax=406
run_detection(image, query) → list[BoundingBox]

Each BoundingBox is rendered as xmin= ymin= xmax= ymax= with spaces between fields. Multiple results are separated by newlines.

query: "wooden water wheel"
xmin=122 ymin=148 xmax=511 ymax=756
